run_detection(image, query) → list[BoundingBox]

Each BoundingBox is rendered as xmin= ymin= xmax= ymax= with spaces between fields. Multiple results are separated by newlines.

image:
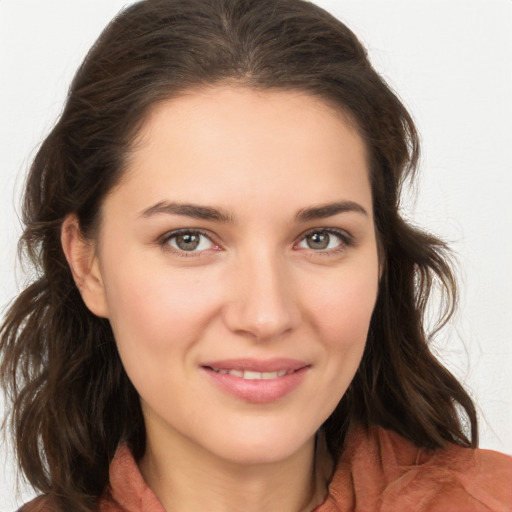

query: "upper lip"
xmin=201 ymin=358 xmax=309 ymax=373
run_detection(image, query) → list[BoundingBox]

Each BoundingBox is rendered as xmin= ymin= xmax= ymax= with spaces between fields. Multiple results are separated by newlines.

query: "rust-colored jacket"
xmin=22 ymin=425 xmax=512 ymax=511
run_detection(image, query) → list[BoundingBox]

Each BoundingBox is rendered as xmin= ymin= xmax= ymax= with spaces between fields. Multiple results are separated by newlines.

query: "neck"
xmin=139 ymin=425 xmax=333 ymax=512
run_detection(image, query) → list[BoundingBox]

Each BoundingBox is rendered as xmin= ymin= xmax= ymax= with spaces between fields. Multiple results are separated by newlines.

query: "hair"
xmin=1 ymin=0 xmax=477 ymax=510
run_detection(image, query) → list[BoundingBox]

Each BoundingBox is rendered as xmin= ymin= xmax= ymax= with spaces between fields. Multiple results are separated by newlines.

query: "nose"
xmin=222 ymin=249 xmax=301 ymax=341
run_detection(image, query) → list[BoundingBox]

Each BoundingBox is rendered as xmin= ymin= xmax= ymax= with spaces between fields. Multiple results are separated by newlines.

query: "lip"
xmin=200 ymin=358 xmax=310 ymax=403
xmin=201 ymin=358 xmax=308 ymax=373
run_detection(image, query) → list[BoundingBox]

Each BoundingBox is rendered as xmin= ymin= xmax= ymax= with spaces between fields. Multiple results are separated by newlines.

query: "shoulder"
xmin=16 ymin=494 xmax=126 ymax=512
xmin=17 ymin=446 xmax=163 ymax=512
xmin=319 ymin=425 xmax=512 ymax=512
xmin=16 ymin=496 xmax=55 ymax=512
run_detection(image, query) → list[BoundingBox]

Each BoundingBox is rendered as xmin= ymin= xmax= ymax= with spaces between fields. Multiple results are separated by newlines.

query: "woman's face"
xmin=89 ymin=86 xmax=380 ymax=464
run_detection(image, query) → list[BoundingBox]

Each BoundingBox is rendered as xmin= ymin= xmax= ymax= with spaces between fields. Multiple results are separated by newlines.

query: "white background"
xmin=1 ymin=0 xmax=511 ymax=509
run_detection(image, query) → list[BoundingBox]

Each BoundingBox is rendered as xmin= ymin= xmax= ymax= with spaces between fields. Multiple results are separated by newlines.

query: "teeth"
xmin=244 ymin=370 xmax=268 ymax=380
xmin=211 ymin=368 xmax=290 ymax=379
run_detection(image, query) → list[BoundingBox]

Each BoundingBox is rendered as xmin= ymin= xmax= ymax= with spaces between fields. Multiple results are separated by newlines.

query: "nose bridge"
xmin=223 ymin=245 xmax=300 ymax=340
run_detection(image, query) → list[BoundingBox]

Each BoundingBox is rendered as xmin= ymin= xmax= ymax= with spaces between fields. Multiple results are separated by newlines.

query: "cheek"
xmin=101 ymin=256 xmax=221 ymax=358
xmin=306 ymin=266 xmax=379 ymax=343
xmin=100 ymin=259 xmax=225 ymax=409
xmin=301 ymin=261 xmax=379 ymax=395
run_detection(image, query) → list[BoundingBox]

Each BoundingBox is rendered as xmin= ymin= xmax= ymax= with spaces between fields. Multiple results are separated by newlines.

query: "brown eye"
xmin=176 ymin=233 xmax=200 ymax=251
xmin=297 ymin=229 xmax=349 ymax=252
xmin=305 ymin=232 xmax=330 ymax=250
xmin=165 ymin=231 xmax=214 ymax=252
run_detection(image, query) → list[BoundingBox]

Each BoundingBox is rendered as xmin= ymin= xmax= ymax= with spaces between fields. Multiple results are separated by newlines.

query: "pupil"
xmin=307 ymin=232 xmax=329 ymax=250
xmin=177 ymin=233 xmax=200 ymax=251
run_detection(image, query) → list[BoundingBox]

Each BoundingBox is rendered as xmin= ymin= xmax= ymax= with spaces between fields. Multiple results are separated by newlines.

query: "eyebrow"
xmin=139 ymin=201 xmax=234 ymax=222
xmin=139 ymin=199 xmax=368 ymax=223
xmin=296 ymin=201 xmax=368 ymax=221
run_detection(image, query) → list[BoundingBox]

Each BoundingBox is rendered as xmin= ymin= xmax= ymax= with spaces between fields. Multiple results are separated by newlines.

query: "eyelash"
xmin=159 ymin=229 xmax=219 ymax=257
xmin=158 ymin=227 xmax=354 ymax=257
xmin=296 ymin=228 xmax=354 ymax=255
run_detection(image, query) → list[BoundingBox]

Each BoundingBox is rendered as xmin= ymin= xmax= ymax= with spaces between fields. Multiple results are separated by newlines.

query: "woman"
xmin=1 ymin=0 xmax=510 ymax=511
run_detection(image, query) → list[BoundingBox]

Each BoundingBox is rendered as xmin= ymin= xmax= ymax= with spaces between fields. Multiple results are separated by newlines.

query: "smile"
xmin=208 ymin=368 xmax=292 ymax=379
xmin=201 ymin=358 xmax=310 ymax=403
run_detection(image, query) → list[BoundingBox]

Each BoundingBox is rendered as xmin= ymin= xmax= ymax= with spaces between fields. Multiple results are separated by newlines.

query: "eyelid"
xmin=158 ymin=228 xmax=221 ymax=255
xmin=157 ymin=226 xmax=354 ymax=257
xmin=294 ymin=227 xmax=354 ymax=252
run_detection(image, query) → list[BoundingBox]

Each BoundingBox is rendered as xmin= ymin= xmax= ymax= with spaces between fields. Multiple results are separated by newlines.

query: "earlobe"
xmin=61 ymin=215 xmax=109 ymax=318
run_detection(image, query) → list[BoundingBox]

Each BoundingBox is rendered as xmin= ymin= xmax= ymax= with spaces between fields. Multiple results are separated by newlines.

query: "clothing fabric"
xmin=22 ymin=425 xmax=512 ymax=512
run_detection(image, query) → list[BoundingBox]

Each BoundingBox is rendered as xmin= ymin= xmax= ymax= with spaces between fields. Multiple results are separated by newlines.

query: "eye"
xmin=296 ymin=229 xmax=350 ymax=252
xmin=162 ymin=230 xmax=215 ymax=253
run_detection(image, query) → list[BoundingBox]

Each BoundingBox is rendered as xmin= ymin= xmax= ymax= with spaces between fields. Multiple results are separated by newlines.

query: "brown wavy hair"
xmin=1 ymin=0 xmax=477 ymax=510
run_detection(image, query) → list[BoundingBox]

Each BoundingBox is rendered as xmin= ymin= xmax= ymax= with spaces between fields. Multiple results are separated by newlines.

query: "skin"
xmin=63 ymin=86 xmax=380 ymax=512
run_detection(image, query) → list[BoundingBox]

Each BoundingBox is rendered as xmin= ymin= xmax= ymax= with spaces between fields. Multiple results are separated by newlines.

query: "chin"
xmin=201 ymin=421 xmax=316 ymax=466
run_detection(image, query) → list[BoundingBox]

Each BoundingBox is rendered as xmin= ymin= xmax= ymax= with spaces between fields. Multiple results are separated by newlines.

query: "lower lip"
xmin=202 ymin=367 xmax=309 ymax=403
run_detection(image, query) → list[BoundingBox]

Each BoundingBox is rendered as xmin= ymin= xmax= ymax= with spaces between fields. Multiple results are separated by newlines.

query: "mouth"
xmin=200 ymin=358 xmax=310 ymax=403
xmin=201 ymin=357 xmax=308 ymax=377
xmin=205 ymin=368 xmax=294 ymax=380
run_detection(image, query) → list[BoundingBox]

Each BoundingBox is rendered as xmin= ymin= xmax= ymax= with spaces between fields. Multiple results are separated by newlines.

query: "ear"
xmin=61 ymin=215 xmax=109 ymax=318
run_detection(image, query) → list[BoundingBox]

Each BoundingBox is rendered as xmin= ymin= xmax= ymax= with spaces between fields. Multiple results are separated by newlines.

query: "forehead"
xmin=110 ymin=86 xmax=372 ymax=219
